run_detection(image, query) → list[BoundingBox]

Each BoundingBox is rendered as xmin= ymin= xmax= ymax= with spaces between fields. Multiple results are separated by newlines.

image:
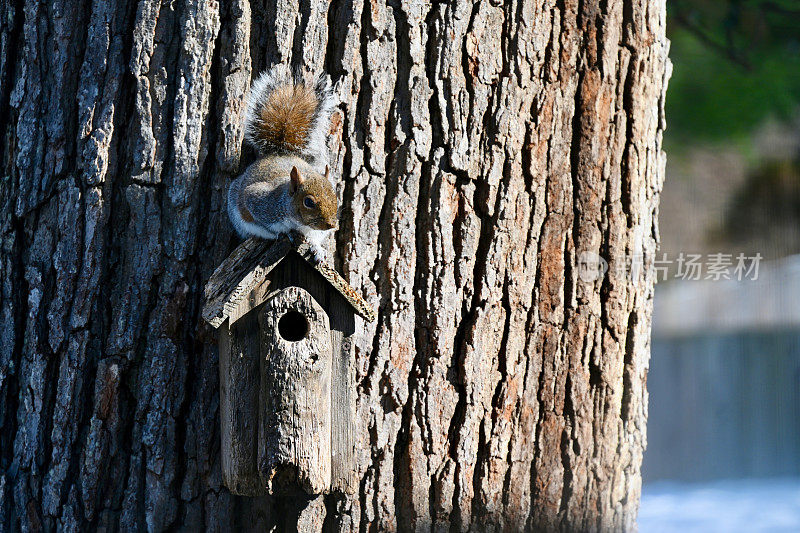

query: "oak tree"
xmin=0 ymin=0 xmax=669 ymax=530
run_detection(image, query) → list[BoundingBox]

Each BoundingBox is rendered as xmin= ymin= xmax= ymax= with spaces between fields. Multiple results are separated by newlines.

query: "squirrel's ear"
xmin=324 ymin=165 xmax=330 ymax=180
xmin=289 ymin=166 xmax=304 ymax=195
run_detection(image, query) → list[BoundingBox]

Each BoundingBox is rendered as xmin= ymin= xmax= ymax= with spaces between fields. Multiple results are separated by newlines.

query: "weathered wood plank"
xmin=219 ymin=313 xmax=265 ymax=496
xmin=258 ymin=286 xmax=333 ymax=495
xmin=296 ymin=241 xmax=377 ymax=323
xmin=329 ymin=333 xmax=356 ymax=493
xmin=203 ymin=237 xmax=375 ymax=328
xmin=203 ymin=237 xmax=292 ymax=328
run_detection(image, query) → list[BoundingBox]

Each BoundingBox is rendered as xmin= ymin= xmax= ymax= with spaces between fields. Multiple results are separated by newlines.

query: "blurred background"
xmin=639 ymin=1 xmax=800 ymax=530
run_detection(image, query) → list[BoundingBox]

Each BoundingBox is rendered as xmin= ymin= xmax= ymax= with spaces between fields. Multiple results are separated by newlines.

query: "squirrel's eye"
xmin=303 ymin=196 xmax=317 ymax=209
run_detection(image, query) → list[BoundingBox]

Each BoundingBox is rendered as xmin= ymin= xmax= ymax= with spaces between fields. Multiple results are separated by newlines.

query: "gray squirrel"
xmin=228 ymin=66 xmax=338 ymax=262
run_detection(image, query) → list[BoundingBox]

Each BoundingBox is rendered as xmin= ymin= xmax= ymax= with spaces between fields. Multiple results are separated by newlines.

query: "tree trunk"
xmin=0 ymin=0 xmax=669 ymax=530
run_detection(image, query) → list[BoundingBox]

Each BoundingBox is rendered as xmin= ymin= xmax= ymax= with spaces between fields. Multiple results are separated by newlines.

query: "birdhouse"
xmin=202 ymin=237 xmax=374 ymax=497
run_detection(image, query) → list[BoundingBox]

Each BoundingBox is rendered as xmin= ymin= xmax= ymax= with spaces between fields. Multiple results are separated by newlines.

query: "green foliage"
xmin=666 ymin=0 xmax=800 ymax=146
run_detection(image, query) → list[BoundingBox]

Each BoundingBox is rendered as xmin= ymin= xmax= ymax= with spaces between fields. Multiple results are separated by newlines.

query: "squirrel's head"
xmin=289 ymin=165 xmax=338 ymax=231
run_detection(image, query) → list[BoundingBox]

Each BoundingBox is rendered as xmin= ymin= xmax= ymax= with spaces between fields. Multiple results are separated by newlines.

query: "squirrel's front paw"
xmin=310 ymin=243 xmax=328 ymax=264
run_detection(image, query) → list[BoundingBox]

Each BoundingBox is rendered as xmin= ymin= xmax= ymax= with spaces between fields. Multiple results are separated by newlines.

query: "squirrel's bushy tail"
xmin=244 ymin=65 xmax=334 ymax=166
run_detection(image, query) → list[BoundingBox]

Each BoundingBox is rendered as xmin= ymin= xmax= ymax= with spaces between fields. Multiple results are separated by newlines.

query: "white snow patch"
xmin=639 ymin=478 xmax=800 ymax=533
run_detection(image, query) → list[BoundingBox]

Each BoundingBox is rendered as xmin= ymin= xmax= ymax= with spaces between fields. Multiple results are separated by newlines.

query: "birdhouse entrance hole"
xmin=278 ymin=310 xmax=308 ymax=341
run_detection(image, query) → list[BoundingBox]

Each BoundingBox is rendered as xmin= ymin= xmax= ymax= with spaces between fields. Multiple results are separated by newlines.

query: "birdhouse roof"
xmin=202 ymin=237 xmax=375 ymax=328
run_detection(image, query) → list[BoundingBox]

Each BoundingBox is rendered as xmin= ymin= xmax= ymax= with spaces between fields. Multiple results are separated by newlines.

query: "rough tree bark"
xmin=0 ymin=0 xmax=669 ymax=530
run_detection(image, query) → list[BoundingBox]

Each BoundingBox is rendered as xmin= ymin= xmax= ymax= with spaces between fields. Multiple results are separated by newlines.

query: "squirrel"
xmin=228 ymin=66 xmax=338 ymax=262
